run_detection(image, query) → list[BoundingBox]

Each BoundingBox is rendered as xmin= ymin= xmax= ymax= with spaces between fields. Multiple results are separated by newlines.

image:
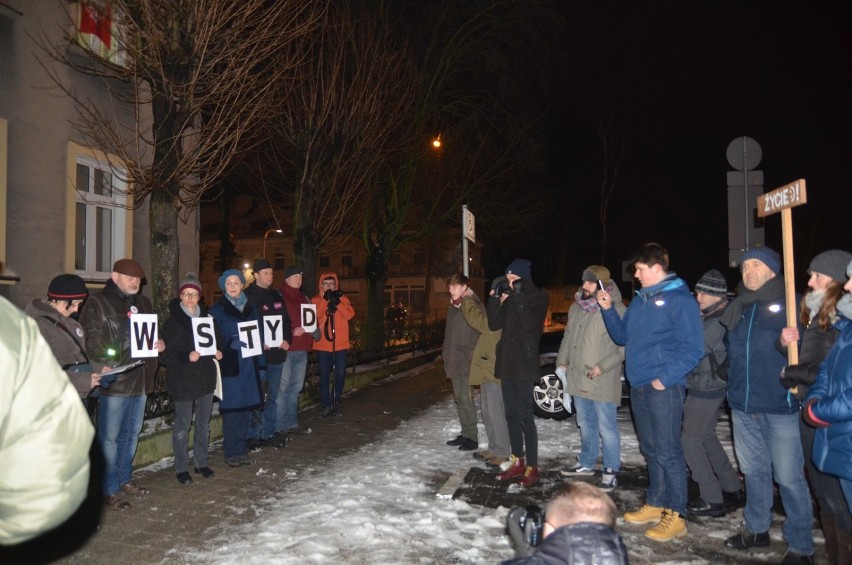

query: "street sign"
xmin=726 ymin=137 xmax=765 ymax=267
xmin=757 ymin=178 xmax=808 ymax=367
xmin=463 ymin=206 xmax=475 ymax=243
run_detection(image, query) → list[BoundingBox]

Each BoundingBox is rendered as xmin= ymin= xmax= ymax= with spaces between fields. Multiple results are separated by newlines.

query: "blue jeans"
xmin=574 ymin=396 xmax=620 ymax=471
xmin=731 ymin=410 xmax=813 ymax=555
xmin=630 ymin=383 xmax=687 ymax=515
xmin=317 ymin=349 xmax=348 ymax=408
xmin=842 ymin=479 xmax=852 ymax=515
xmin=248 ymin=363 xmax=283 ymax=439
xmin=172 ymin=393 xmax=214 ymax=473
xmin=97 ymin=394 xmax=146 ymax=496
xmin=222 ymin=410 xmax=250 ymax=458
xmin=276 ymin=350 xmax=307 ymax=431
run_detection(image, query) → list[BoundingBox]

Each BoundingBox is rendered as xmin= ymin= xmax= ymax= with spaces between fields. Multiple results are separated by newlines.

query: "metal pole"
xmin=462 ymin=205 xmax=469 ymax=277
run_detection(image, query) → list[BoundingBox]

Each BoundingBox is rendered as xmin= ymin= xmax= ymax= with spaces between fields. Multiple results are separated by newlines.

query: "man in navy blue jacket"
xmin=722 ymin=247 xmax=813 ymax=565
xmin=598 ymin=243 xmax=703 ymax=542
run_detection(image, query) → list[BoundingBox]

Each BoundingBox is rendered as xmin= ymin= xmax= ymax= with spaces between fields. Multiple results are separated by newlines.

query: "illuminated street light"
xmin=432 ymin=134 xmax=442 ymax=149
xmin=262 ymin=228 xmax=283 ymax=257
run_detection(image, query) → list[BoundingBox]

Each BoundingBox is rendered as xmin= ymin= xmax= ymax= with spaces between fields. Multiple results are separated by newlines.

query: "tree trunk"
xmin=363 ymin=239 xmax=388 ymax=350
xmin=149 ymin=190 xmax=178 ymax=319
xmin=293 ymin=228 xmax=319 ymax=299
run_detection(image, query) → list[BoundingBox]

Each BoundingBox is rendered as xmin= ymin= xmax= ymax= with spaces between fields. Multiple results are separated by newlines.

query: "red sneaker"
xmin=518 ymin=466 xmax=540 ymax=487
xmin=497 ymin=455 xmax=526 ymax=481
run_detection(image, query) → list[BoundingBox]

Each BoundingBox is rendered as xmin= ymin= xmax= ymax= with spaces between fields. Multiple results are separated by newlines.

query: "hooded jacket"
xmin=161 ymin=297 xmax=218 ymax=402
xmin=601 ymin=273 xmax=703 ymax=388
xmin=556 ymin=283 xmax=625 ymax=404
xmin=487 ymin=279 xmax=549 ymax=381
xmin=311 ymin=272 xmax=355 ymax=352
xmin=25 ymin=298 xmax=106 ymax=398
xmin=79 ymin=279 xmax=160 ymax=396
xmin=685 ymin=298 xmax=729 ymax=393
xmin=443 ymin=293 xmax=480 ymax=380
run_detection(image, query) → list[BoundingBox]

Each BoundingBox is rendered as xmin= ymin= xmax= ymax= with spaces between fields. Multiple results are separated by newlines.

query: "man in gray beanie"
xmin=722 ymin=247 xmax=814 ymax=563
xmin=682 ymin=269 xmax=742 ymax=518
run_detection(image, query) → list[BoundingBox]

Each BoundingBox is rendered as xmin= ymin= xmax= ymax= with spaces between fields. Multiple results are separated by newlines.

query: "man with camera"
xmin=487 ymin=258 xmax=549 ymax=487
xmin=503 ymin=481 xmax=629 ymax=564
xmin=311 ymin=272 xmax=355 ymax=416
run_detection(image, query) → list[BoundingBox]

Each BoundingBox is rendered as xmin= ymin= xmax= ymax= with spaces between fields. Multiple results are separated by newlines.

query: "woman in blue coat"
xmin=209 ymin=269 xmax=265 ymax=467
xmin=804 ymin=258 xmax=852 ymax=561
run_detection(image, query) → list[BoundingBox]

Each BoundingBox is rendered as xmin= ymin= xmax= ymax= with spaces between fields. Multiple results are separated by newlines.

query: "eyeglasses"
xmin=321 ymin=281 xmax=336 ymax=287
xmin=181 ymin=292 xmax=200 ymax=298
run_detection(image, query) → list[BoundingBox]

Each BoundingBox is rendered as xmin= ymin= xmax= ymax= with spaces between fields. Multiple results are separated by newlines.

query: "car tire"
xmin=533 ymin=363 xmax=573 ymax=420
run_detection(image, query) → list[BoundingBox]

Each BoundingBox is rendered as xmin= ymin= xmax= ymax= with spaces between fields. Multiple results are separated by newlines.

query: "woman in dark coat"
xmin=208 ymin=269 xmax=265 ymax=467
xmin=162 ymin=274 xmax=222 ymax=484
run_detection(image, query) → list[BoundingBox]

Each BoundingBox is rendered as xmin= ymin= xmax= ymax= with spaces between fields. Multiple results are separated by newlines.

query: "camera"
xmin=493 ymin=279 xmax=510 ymax=297
xmin=323 ymin=289 xmax=344 ymax=303
xmin=506 ymin=504 xmax=544 ymax=557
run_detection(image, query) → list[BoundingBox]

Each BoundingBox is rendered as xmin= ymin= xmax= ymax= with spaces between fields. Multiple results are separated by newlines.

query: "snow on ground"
xmin=172 ymin=392 xmax=655 ymax=565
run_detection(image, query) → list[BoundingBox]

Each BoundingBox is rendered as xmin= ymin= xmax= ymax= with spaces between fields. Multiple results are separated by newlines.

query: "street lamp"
xmin=262 ymin=229 xmax=283 ymax=258
xmin=432 ymin=134 xmax=442 ymax=149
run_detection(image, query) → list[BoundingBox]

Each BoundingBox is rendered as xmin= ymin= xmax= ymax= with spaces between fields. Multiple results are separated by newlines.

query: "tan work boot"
xmin=623 ymin=504 xmax=664 ymax=524
xmin=644 ymin=509 xmax=687 ymax=542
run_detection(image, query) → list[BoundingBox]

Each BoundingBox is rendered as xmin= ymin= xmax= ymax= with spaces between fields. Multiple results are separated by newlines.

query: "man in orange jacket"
xmin=311 ymin=272 xmax=355 ymax=416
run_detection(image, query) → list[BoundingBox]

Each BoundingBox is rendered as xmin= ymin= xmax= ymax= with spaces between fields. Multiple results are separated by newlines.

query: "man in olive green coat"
xmin=461 ymin=283 xmax=510 ymax=467
xmin=556 ymin=266 xmax=625 ymax=492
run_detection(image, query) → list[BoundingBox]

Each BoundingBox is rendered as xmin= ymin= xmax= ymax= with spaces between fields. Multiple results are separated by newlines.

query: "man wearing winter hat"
xmin=276 ymin=265 xmax=315 ymax=435
xmin=80 ymin=259 xmax=165 ymax=511
xmin=487 ymin=258 xmax=549 ymax=487
xmin=721 ymin=247 xmax=814 ymax=564
xmin=245 ymin=259 xmax=292 ymax=449
xmin=681 ymin=269 xmax=742 ymax=518
xmin=597 ymin=242 xmax=703 ymax=542
xmin=556 ymin=265 xmax=625 ymax=494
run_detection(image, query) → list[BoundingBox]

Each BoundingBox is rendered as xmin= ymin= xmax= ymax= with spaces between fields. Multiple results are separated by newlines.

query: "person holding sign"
xmin=209 ymin=269 xmax=266 ymax=468
xmin=162 ymin=273 xmax=223 ymax=485
xmin=721 ymin=247 xmax=814 ymax=564
xmin=79 ymin=258 xmax=165 ymax=511
xmin=276 ymin=265 xmax=318 ymax=435
xmin=779 ymin=250 xmax=852 ymax=564
xmin=312 ymin=272 xmax=355 ymax=417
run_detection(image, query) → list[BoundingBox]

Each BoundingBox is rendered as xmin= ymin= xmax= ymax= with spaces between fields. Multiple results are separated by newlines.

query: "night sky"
xmin=523 ymin=1 xmax=851 ymax=293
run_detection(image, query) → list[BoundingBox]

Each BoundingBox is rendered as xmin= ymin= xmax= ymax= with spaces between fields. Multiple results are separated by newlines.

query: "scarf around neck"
xmin=720 ymin=276 xmax=786 ymax=331
xmin=226 ymin=291 xmax=248 ymax=312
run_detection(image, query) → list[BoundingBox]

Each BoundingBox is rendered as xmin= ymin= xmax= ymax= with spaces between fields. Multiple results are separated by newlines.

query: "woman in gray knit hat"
xmin=780 ymin=249 xmax=852 ymax=564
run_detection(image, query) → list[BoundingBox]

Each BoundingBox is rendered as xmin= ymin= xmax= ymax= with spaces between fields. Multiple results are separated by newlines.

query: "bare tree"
xmin=235 ymin=3 xmax=417 ymax=294
xmin=588 ymin=108 xmax=629 ymax=264
xmin=34 ymin=0 xmax=325 ymax=313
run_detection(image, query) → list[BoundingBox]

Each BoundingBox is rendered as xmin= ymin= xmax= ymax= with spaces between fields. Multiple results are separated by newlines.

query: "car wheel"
xmin=534 ymin=363 xmax=573 ymax=420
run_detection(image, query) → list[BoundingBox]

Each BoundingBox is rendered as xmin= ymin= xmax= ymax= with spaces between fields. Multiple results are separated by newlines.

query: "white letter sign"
xmin=130 ymin=313 xmax=159 ymax=358
xmin=301 ymin=304 xmax=317 ymax=333
xmin=237 ymin=321 xmax=262 ymax=358
xmin=263 ymin=315 xmax=284 ymax=347
xmin=192 ymin=317 xmax=218 ymax=356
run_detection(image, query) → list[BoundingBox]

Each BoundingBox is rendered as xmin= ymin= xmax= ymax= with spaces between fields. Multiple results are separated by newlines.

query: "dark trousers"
xmin=501 ymin=379 xmax=538 ymax=466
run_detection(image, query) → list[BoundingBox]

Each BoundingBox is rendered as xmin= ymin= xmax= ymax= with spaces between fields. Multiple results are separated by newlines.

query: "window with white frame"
xmin=74 ymin=155 xmax=127 ymax=278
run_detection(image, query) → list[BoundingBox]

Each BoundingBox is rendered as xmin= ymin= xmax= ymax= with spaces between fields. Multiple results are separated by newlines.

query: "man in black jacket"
xmin=80 ymin=258 xmax=165 ymax=510
xmin=487 ymin=258 xmax=549 ymax=487
xmin=503 ymin=481 xmax=629 ymax=564
xmin=245 ymin=259 xmax=292 ymax=448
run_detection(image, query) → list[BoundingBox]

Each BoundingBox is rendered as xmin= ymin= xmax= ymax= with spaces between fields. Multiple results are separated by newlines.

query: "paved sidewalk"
xmin=1 ymin=362 xmax=452 ymax=565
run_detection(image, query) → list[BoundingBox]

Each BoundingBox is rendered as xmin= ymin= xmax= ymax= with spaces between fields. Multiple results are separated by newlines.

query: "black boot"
xmin=724 ymin=529 xmax=769 ymax=549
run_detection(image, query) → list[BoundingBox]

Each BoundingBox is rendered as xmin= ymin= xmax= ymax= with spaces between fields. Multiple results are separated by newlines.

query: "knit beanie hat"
xmin=113 ymin=258 xmax=146 ymax=279
xmin=253 ymin=259 xmax=273 ymax=273
xmin=582 ymin=265 xmax=611 ymax=284
xmin=505 ymin=258 xmax=532 ymax=280
xmin=808 ymin=250 xmax=852 ymax=283
xmin=48 ymin=274 xmax=89 ymax=300
xmin=218 ymin=268 xmax=245 ymax=291
xmin=179 ymin=272 xmax=202 ymax=294
xmin=740 ymin=246 xmax=781 ymax=275
xmin=695 ymin=269 xmax=728 ymax=297
xmin=284 ymin=265 xmax=303 ymax=279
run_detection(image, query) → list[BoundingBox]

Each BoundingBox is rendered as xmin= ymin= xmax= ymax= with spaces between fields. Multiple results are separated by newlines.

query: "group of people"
xmin=25 ymin=258 xmax=354 ymax=510
xmin=495 ymin=243 xmax=852 ymax=565
xmin=443 ymin=259 xmax=550 ymax=487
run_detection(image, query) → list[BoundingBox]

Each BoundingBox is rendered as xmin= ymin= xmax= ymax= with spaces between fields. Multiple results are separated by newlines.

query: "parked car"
xmin=536 ymin=329 xmax=630 ymax=420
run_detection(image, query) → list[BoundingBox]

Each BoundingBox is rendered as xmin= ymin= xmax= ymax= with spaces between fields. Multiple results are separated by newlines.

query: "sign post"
xmin=462 ymin=205 xmax=475 ymax=278
xmin=756 ymin=178 xmax=807 ymax=365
